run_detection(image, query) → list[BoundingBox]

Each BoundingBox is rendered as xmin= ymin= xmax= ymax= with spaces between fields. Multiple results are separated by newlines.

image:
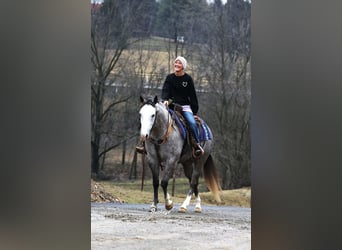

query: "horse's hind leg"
xmin=179 ymin=161 xmax=203 ymax=213
xmin=192 ymin=163 xmax=202 ymax=213
xmin=179 ymin=160 xmax=194 ymax=213
xmin=182 ymin=159 xmax=193 ymax=183
xmin=194 ymin=194 xmax=202 ymax=213
xmin=179 ymin=190 xmax=193 ymax=213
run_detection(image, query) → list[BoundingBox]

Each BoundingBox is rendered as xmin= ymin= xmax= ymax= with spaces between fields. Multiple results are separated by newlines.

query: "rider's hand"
xmin=163 ymin=100 xmax=169 ymax=107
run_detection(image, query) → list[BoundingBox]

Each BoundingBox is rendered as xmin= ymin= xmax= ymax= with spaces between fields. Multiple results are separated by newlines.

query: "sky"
xmin=90 ymin=0 xmax=252 ymax=5
xmin=207 ymin=0 xmax=228 ymax=3
xmin=91 ymin=0 xmax=229 ymax=4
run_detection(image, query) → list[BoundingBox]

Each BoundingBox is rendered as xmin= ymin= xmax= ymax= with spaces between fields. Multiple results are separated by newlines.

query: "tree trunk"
xmin=129 ymin=150 xmax=138 ymax=180
xmin=91 ymin=141 xmax=100 ymax=174
xmin=122 ymin=141 xmax=126 ymax=166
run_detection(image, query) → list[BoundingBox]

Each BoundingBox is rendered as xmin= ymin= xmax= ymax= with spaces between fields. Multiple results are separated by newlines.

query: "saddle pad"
xmin=198 ymin=120 xmax=213 ymax=142
xmin=169 ymin=109 xmax=187 ymax=140
xmin=169 ymin=109 xmax=212 ymax=142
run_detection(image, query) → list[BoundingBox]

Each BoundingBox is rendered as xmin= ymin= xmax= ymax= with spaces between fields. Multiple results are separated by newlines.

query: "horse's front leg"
xmin=150 ymin=166 xmax=159 ymax=212
xmin=160 ymin=163 xmax=175 ymax=210
xmin=161 ymin=178 xmax=173 ymax=210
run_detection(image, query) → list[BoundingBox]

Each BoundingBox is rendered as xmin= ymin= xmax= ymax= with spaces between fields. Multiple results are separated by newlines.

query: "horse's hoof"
xmin=150 ymin=206 xmax=157 ymax=212
xmin=165 ymin=203 xmax=173 ymax=210
xmin=194 ymin=207 xmax=202 ymax=213
xmin=178 ymin=207 xmax=187 ymax=213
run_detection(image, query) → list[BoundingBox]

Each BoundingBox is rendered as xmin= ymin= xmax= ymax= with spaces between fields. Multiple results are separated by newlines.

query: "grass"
xmin=98 ymin=178 xmax=251 ymax=208
xmin=129 ymin=36 xmax=178 ymax=51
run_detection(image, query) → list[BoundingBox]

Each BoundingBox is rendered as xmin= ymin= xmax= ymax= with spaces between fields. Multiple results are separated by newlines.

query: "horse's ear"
xmin=153 ymin=96 xmax=158 ymax=104
xmin=140 ymin=96 xmax=144 ymax=103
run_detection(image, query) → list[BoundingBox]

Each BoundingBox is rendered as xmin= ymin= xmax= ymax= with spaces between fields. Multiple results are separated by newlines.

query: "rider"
xmin=161 ymin=56 xmax=204 ymax=157
xmin=136 ymin=56 xmax=204 ymax=157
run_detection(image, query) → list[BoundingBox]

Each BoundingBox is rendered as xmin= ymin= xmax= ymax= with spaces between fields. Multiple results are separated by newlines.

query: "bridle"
xmin=142 ymin=102 xmax=173 ymax=145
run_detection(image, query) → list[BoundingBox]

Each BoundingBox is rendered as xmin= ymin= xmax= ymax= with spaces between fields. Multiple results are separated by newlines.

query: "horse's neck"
xmin=151 ymin=104 xmax=169 ymax=136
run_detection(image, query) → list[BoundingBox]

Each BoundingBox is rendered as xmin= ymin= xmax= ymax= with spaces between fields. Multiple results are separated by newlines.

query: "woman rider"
xmin=136 ymin=56 xmax=204 ymax=157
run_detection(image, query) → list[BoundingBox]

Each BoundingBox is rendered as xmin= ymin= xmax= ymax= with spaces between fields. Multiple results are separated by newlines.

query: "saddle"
xmin=168 ymin=106 xmax=212 ymax=148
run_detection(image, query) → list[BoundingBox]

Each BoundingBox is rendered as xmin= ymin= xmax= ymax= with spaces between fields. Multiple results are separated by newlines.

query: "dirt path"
xmin=91 ymin=203 xmax=251 ymax=250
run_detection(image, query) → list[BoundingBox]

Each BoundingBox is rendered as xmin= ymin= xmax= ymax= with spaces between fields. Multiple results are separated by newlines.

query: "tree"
xmin=91 ymin=0 xmax=154 ymax=175
xmin=154 ymin=0 xmax=190 ymax=41
xmin=196 ymin=0 xmax=251 ymax=189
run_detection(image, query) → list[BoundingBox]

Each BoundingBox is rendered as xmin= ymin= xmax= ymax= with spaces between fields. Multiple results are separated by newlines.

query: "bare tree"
xmin=91 ymin=1 xmax=152 ymax=175
xmin=195 ymin=0 xmax=251 ymax=189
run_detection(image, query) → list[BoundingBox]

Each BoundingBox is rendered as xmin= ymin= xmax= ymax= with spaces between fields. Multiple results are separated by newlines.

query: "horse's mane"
xmin=141 ymin=97 xmax=155 ymax=107
xmin=143 ymin=97 xmax=166 ymax=111
xmin=140 ymin=96 xmax=168 ymax=118
xmin=156 ymin=101 xmax=167 ymax=111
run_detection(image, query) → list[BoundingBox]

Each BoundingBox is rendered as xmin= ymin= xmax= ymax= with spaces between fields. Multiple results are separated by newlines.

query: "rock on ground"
xmin=91 ymin=179 xmax=121 ymax=203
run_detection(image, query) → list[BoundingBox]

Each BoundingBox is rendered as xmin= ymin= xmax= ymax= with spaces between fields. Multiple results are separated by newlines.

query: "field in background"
xmin=109 ymin=36 xmax=199 ymax=78
xmin=129 ymin=36 xmax=178 ymax=51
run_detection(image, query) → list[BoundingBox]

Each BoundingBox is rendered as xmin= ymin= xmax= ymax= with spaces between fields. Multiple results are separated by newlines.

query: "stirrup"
xmin=136 ymin=145 xmax=146 ymax=154
xmin=193 ymin=144 xmax=204 ymax=158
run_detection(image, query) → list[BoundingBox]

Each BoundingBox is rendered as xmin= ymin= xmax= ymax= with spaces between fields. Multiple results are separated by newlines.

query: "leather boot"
xmin=194 ymin=143 xmax=204 ymax=157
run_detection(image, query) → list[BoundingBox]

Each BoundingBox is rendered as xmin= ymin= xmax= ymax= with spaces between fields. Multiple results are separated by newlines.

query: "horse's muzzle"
xmin=140 ymin=135 xmax=147 ymax=142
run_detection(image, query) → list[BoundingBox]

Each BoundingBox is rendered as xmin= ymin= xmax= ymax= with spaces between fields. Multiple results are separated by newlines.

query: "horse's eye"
xmin=152 ymin=114 xmax=155 ymax=118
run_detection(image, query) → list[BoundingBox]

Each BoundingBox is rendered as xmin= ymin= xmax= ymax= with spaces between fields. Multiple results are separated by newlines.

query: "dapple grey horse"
xmin=139 ymin=96 xmax=221 ymax=212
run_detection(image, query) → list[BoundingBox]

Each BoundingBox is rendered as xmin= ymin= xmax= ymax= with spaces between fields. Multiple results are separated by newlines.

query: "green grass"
xmin=98 ymin=178 xmax=251 ymax=207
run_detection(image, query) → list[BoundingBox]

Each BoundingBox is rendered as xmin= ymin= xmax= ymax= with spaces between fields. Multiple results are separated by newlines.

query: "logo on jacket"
xmin=182 ymin=82 xmax=188 ymax=87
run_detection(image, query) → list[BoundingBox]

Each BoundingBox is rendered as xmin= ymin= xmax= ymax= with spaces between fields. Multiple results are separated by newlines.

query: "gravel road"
xmin=91 ymin=203 xmax=251 ymax=250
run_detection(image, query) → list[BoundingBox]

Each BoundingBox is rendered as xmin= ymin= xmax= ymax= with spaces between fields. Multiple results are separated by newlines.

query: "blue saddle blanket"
xmin=169 ymin=109 xmax=212 ymax=142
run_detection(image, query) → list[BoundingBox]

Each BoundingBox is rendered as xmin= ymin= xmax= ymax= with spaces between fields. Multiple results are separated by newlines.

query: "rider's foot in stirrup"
xmin=194 ymin=144 xmax=204 ymax=157
xmin=135 ymin=142 xmax=146 ymax=154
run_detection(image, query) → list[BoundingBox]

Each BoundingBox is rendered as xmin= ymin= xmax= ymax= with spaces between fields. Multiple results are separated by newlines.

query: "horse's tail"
xmin=203 ymin=154 xmax=222 ymax=203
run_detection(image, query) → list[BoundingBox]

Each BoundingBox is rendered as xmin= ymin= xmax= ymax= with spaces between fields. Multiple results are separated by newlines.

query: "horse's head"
xmin=139 ymin=96 xmax=159 ymax=142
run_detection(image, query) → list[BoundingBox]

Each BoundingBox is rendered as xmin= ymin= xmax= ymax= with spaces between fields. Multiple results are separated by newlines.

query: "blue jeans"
xmin=182 ymin=111 xmax=200 ymax=143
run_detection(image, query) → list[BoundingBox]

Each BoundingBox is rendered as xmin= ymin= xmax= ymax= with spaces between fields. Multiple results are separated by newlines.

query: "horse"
xmin=138 ymin=96 xmax=221 ymax=213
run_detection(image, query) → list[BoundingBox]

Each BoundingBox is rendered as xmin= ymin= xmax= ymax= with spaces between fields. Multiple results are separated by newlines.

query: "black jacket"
xmin=161 ymin=73 xmax=199 ymax=115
